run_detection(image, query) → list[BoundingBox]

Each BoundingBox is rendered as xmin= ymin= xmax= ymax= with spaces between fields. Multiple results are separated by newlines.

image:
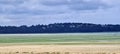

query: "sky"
xmin=0 ymin=0 xmax=120 ymax=26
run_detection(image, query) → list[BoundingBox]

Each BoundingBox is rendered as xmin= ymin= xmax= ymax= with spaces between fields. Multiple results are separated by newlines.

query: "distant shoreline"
xmin=0 ymin=31 xmax=120 ymax=34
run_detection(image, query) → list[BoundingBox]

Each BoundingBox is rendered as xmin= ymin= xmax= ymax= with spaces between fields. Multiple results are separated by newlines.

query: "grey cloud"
xmin=0 ymin=0 xmax=25 ymax=5
xmin=69 ymin=0 xmax=108 ymax=10
xmin=0 ymin=8 xmax=65 ymax=15
xmin=40 ymin=0 xmax=69 ymax=6
xmin=0 ymin=0 xmax=111 ymax=16
xmin=40 ymin=0 xmax=110 ymax=11
xmin=0 ymin=0 xmax=66 ymax=15
xmin=0 ymin=0 xmax=120 ymax=26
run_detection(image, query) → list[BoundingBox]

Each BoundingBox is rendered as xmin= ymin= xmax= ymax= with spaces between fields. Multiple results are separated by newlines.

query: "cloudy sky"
xmin=0 ymin=0 xmax=120 ymax=26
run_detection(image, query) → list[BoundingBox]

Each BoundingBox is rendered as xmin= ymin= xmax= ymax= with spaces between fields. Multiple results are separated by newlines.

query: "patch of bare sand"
xmin=0 ymin=45 xmax=120 ymax=54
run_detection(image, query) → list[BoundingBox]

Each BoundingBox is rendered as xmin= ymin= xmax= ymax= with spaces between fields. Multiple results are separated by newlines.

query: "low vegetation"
xmin=0 ymin=33 xmax=120 ymax=54
xmin=0 ymin=32 xmax=120 ymax=45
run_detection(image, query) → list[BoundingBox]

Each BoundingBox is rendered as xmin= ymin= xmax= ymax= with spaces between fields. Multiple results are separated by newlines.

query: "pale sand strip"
xmin=0 ymin=45 xmax=120 ymax=54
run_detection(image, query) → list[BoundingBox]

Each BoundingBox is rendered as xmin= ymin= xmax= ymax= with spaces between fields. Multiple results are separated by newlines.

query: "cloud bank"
xmin=0 ymin=0 xmax=120 ymax=26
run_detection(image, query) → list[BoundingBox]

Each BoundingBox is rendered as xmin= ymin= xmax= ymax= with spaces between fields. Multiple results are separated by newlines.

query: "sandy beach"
xmin=0 ymin=45 xmax=120 ymax=54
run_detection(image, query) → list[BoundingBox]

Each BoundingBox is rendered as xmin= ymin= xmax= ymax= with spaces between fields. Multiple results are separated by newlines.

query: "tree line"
xmin=0 ymin=23 xmax=120 ymax=33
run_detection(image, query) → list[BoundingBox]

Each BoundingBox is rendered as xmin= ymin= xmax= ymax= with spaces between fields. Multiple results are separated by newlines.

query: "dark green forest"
xmin=0 ymin=23 xmax=120 ymax=33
